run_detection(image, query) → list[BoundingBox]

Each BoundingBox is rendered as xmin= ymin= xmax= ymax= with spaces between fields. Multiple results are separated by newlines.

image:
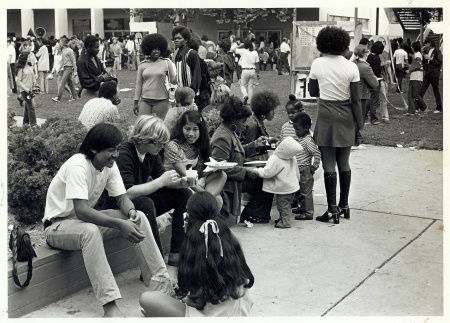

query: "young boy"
xmin=42 ymin=123 xmax=173 ymax=317
xmin=253 ymin=136 xmax=303 ymax=228
xmin=291 ymin=112 xmax=321 ymax=220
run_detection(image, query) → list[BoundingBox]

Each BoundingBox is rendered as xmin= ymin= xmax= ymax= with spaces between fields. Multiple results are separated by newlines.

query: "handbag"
xmin=9 ymin=225 xmax=37 ymax=288
xmin=164 ymin=59 xmax=177 ymax=102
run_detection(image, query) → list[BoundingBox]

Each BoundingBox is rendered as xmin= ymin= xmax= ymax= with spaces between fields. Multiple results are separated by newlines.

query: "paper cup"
xmin=186 ymin=170 xmax=198 ymax=186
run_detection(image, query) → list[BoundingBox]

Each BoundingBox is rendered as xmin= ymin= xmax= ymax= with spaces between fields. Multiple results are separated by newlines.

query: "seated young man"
xmin=101 ymin=115 xmax=193 ymax=267
xmin=42 ymin=123 xmax=173 ymax=317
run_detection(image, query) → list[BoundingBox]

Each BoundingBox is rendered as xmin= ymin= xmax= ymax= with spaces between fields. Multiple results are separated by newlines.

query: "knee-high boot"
xmin=338 ymin=170 xmax=351 ymax=219
xmin=316 ymin=172 xmax=339 ymax=224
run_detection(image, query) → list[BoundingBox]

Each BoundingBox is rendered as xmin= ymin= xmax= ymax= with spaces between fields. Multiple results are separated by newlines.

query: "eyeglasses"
xmin=145 ymin=140 xmax=165 ymax=148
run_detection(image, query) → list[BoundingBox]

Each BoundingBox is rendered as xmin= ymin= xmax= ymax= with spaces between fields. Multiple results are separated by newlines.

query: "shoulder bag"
xmin=9 ymin=225 xmax=37 ymax=288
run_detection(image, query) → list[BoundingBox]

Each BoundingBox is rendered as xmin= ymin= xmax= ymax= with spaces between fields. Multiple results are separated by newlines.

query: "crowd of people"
xmin=7 ymin=24 xmax=442 ymax=317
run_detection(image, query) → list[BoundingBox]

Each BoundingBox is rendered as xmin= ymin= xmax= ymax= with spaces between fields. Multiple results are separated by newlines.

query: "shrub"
xmin=7 ymin=118 xmax=88 ymax=224
xmin=202 ymin=108 xmax=222 ymax=138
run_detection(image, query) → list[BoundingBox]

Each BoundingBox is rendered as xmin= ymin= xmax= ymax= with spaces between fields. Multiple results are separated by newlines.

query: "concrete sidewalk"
xmin=23 ymin=145 xmax=445 ymax=318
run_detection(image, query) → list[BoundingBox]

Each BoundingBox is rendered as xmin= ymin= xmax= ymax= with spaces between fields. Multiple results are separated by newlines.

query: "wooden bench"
xmin=7 ymin=224 xmax=172 ymax=318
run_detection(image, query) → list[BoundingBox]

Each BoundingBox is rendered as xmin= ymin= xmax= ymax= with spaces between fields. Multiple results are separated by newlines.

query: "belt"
xmin=242 ymin=68 xmax=255 ymax=70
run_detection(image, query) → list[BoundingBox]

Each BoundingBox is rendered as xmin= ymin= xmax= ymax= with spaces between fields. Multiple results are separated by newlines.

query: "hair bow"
xmin=199 ymin=220 xmax=223 ymax=259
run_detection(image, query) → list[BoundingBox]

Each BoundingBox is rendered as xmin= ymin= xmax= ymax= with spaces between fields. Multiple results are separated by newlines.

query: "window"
xmin=328 ymin=15 xmax=369 ymax=32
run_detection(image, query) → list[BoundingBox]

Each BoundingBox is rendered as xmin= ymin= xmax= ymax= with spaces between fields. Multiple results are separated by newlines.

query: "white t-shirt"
xmin=409 ymin=52 xmax=423 ymax=82
xmin=43 ymin=154 xmax=126 ymax=221
xmin=393 ymin=49 xmax=408 ymax=67
xmin=7 ymin=44 xmax=16 ymax=64
xmin=125 ymin=40 xmax=135 ymax=54
xmin=235 ymin=48 xmax=259 ymax=69
xmin=280 ymin=42 xmax=291 ymax=54
xmin=78 ymin=97 xmax=120 ymax=130
xmin=309 ymin=55 xmax=360 ymax=101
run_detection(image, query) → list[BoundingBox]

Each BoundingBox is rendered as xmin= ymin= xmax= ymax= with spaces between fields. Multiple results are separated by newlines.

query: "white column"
xmin=91 ymin=8 xmax=104 ymax=38
xmin=54 ymin=9 xmax=68 ymax=39
xmin=21 ymin=9 xmax=35 ymax=37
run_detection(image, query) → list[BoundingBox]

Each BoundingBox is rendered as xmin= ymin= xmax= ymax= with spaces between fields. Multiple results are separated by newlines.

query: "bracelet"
xmin=128 ymin=208 xmax=137 ymax=219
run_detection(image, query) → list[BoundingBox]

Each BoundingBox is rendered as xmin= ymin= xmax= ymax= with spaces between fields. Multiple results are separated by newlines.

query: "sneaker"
xmin=371 ymin=120 xmax=381 ymax=125
xmin=292 ymin=207 xmax=305 ymax=214
xmin=294 ymin=214 xmax=313 ymax=220
xmin=51 ymin=97 xmax=60 ymax=102
xmin=275 ymin=222 xmax=291 ymax=229
xmin=433 ymin=110 xmax=441 ymax=114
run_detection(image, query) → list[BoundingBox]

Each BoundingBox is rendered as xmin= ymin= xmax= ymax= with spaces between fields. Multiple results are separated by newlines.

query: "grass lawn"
xmin=7 ymin=67 xmax=443 ymax=150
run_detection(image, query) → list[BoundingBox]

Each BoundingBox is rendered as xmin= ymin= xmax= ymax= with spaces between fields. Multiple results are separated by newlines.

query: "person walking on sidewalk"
xmin=366 ymin=41 xmax=384 ymax=125
xmin=278 ymin=37 xmax=291 ymax=75
xmin=42 ymin=123 xmax=174 ymax=317
xmin=405 ymin=41 xmax=428 ymax=115
xmin=418 ymin=38 xmax=443 ymax=114
xmin=15 ymin=51 xmax=37 ymax=126
xmin=308 ymin=26 xmax=363 ymax=224
xmin=233 ymin=39 xmax=260 ymax=105
xmin=109 ymin=37 xmax=122 ymax=78
xmin=36 ymin=38 xmax=50 ymax=93
xmin=51 ymin=37 xmax=78 ymax=103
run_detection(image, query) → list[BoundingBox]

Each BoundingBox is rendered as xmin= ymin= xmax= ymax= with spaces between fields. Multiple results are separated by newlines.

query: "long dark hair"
xmin=16 ymin=51 xmax=30 ymax=75
xmin=177 ymin=192 xmax=254 ymax=304
xmin=171 ymin=110 xmax=211 ymax=164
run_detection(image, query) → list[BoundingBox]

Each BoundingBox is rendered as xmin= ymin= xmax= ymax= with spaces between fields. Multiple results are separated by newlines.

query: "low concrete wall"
xmin=8 ymin=225 xmax=172 ymax=318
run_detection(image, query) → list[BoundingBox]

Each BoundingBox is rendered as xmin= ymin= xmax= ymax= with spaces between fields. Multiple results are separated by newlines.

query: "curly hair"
xmin=211 ymin=84 xmax=231 ymax=104
xmin=98 ymin=81 xmax=117 ymax=100
xmin=220 ymin=95 xmax=252 ymax=124
xmin=292 ymin=111 xmax=312 ymax=128
xmin=285 ymin=94 xmax=304 ymax=112
xmin=250 ymin=91 xmax=280 ymax=118
xmin=370 ymin=41 xmax=385 ymax=55
xmin=171 ymin=110 xmax=211 ymax=165
xmin=218 ymin=38 xmax=231 ymax=52
xmin=140 ymin=33 xmax=168 ymax=56
xmin=186 ymin=38 xmax=199 ymax=52
xmin=177 ymin=192 xmax=254 ymax=304
xmin=172 ymin=26 xmax=191 ymax=41
xmin=316 ymin=26 xmax=350 ymax=55
xmin=83 ymin=35 xmax=99 ymax=49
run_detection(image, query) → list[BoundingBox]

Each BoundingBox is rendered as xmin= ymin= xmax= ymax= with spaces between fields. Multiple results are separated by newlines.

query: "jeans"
xmin=21 ymin=91 xmax=37 ymax=126
xmin=368 ymin=82 xmax=381 ymax=122
xmin=408 ymin=80 xmax=427 ymax=113
xmin=147 ymin=187 xmax=192 ymax=253
xmin=44 ymin=211 xmax=173 ymax=305
xmin=419 ymin=72 xmax=442 ymax=111
xmin=379 ymin=80 xmax=389 ymax=120
xmin=81 ymin=88 xmax=99 ymax=106
xmin=276 ymin=193 xmax=294 ymax=226
xmin=38 ymin=71 xmax=48 ymax=93
xmin=395 ymin=66 xmax=405 ymax=91
xmin=240 ymin=69 xmax=257 ymax=102
xmin=57 ymin=67 xmax=78 ymax=99
xmin=278 ymin=53 xmax=290 ymax=74
xmin=299 ymin=166 xmax=315 ymax=216
xmin=10 ymin=63 xmax=17 ymax=92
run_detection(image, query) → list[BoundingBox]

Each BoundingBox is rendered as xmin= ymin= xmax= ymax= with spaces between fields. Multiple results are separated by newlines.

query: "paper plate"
xmin=204 ymin=162 xmax=238 ymax=170
xmin=244 ymin=161 xmax=267 ymax=167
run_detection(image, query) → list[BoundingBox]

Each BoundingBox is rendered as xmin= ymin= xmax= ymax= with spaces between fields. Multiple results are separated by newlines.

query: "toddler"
xmin=253 ymin=136 xmax=303 ymax=228
xmin=291 ymin=112 xmax=321 ymax=220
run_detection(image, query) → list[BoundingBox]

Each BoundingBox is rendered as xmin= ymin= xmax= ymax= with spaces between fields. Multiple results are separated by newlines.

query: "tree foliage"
xmin=128 ymin=8 xmax=294 ymax=26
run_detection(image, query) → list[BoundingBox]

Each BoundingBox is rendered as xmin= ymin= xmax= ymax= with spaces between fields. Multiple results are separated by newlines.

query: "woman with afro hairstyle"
xmin=210 ymin=95 xmax=272 ymax=224
xmin=140 ymin=191 xmax=254 ymax=317
xmin=241 ymin=90 xmax=280 ymax=161
xmin=171 ymin=26 xmax=202 ymax=98
xmin=308 ymin=26 xmax=363 ymax=225
xmin=134 ymin=33 xmax=176 ymax=119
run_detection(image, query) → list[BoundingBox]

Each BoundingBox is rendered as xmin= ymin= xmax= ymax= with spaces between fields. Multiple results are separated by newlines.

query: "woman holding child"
xmin=308 ymin=26 xmax=363 ymax=224
xmin=210 ymin=95 xmax=273 ymax=224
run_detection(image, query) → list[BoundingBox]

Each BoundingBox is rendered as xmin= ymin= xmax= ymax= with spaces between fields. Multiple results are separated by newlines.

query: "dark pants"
xmin=10 ymin=63 xmax=17 ymax=93
xmin=419 ymin=72 xmax=442 ymax=111
xmin=236 ymin=63 xmax=242 ymax=80
xmin=367 ymin=82 xmax=381 ymax=122
xmin=148 ymin=187 xmax=192 ymax=253
xmin=408 ymin=80 xmax=427 ymax=113
xmin=278 ymin=53 xmax=290 ymax=74
xmin=21 ymin=91 xmax=37 ymax=126
xmin=241 ymin=177 xmax=274 ymax=221
xmin=395 ymin=65 xmax=405 ymax=91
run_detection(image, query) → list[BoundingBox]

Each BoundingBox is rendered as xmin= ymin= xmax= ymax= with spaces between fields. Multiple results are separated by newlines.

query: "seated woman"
xmin=164 ymin=86 xmax=198 ymax=132
xmin=210 ymin=95 xmax=272 ymax=224
xmin=78 ymin=81 xmax=121 ymax=130
xmin=241 ymin=91 xmax=280 ymax=161
xmin=164 ymin=110 xmax=227 ymax=207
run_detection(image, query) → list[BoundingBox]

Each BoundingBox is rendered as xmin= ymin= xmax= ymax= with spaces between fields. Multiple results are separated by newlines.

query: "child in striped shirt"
xmin=281 ymin=96 xmax=321 ymax=220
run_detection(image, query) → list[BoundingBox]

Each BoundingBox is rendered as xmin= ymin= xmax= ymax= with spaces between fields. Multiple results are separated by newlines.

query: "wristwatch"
xmin=128 ymin=208 xmax=137 ymax=219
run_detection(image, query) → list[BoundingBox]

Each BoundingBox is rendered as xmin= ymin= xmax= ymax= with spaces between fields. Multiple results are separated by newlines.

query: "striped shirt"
xmin=281 ymin=121 xmax=321 ymax=168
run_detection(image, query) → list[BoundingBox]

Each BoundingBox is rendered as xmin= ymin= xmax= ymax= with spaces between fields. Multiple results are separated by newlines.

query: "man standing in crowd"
xmin=7 ymin=37 xmax=17 ymax=93
xmin=278 ymin=37 xmax=291 ymax=75
xmin=419 ymin=38 xmax=443 ymax=114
